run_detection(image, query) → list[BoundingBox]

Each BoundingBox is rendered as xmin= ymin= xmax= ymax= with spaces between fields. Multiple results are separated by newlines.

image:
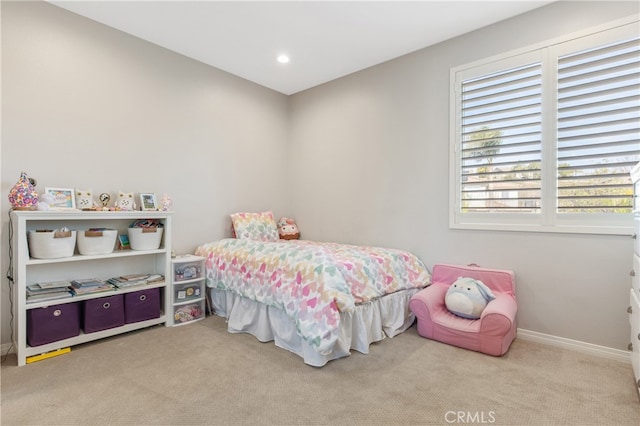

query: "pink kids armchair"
xmin=409 ymin=264 xmax=517 ymax=356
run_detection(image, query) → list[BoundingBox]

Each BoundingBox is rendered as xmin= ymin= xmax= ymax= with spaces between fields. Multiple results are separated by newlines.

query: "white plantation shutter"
xmin=461 ymin=63 xmax=542 ymax=213
xmin=451 ymin=19 xmax=640 ymax=234
xmin=557 ymin=37 xmax=640 ymax=213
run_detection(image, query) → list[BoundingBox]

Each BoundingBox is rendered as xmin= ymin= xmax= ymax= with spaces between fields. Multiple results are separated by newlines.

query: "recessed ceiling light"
xmin=277 ymin=54 xmax=290 ymax=64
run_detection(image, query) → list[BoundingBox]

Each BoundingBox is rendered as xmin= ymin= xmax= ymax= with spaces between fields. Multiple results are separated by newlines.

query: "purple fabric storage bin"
xmin=124 ymin=288 xmax=160 ymax=324
xmin=27 ymin=303 xmax=80 ymax=347
xmin=83 ymin=294 xmax=124 ymax=333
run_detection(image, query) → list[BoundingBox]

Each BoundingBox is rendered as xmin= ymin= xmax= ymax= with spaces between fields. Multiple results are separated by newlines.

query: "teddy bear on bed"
xmin=277 ymin=217 xmax=300 ymax=240
xmin=444 ymin=277 xmax=496 ymax=319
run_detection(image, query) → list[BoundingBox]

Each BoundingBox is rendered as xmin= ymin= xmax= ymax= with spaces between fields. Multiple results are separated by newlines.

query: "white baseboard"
xmin=2 ymin=330 xmax=630 ymax=363
xmin=517 ymin=328 xmax=630 ymax=364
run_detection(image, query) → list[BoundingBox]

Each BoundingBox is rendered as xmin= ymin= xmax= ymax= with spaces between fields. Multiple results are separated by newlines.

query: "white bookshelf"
xmin=10 ymin=210 xmax=173 ymax=366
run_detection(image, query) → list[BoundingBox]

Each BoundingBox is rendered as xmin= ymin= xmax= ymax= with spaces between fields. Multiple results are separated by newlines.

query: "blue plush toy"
xmin=445 ymin=277 xmax=496 ymax=319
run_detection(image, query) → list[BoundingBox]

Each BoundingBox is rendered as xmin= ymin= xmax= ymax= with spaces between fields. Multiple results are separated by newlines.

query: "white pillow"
xmin=444 ymin=277 xmax=496 ymax=319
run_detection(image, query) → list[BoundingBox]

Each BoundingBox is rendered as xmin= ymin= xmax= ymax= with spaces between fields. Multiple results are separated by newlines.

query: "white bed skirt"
xmin=209 ymin=287 xmax=421 ymax=367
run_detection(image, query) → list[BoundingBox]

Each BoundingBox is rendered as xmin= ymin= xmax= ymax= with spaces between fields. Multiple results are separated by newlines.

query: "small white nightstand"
xmin=170 ymin=254 xmax=206 ymax=326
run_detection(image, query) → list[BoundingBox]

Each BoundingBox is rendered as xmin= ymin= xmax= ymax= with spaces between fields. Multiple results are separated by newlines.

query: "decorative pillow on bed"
xmin=444 ymin=277 xmax=496 ymax=320
xmin=230 ymin=211 xmax=279 ymax=242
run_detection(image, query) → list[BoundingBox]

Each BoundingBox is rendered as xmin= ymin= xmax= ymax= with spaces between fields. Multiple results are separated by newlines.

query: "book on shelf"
xmin=27 ymin=281 xmax=73 ymax=302
xmin=70 ymin=278 xmax=106 ymax=289
xmin=27 ymin=290 xmax=72 ymax=303
xmin=27 ymin=285 xmax=71 ymax=295
xmin=71 ymin=277 xmax=102 ymax=284
xmin=107 ymin=277 xmax=147 ymax=288
xmin=146 ymin=274 xmax=164 ymax=284
xmin=27 ymin=291 xmax=73 ymax=303
xmin=122 ymin=274 xmax=164 ymax=283
xmin=107 ymin=274 xmax=165 ymax=289
xmin=119 ymin=274 xmax=148 ymax=281
xmin=34 ymin=280 xmax=72 ymax=289
xmin=69 ymin=283 xmax=115 ymax=295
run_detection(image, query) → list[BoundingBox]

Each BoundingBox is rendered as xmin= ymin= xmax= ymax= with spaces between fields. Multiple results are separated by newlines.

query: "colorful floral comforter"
xmin=195 ymin=239 xmax=431 ymax=355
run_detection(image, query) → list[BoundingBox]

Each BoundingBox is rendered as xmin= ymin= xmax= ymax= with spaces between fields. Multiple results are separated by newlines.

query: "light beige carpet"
xmin=1 ymin=315 xmax=638 ymax=425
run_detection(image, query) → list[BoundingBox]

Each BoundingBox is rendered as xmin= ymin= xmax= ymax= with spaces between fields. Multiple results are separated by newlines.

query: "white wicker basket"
xmin=128 ymin=227 xmax=163 ymax=250
xmin=77 ymin=229 xmax=117 ymax=255
xmin=27 ymin=229 xmax=77 ymax=259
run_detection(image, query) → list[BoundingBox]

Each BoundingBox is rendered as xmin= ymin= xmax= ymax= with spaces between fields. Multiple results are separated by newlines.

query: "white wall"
xmin=289 ymin=1 xmax=640 ymax=351
xmin=2 ymin=0 xmax=639 ymax=354
xmin=1 ymin=1 xmax=290 ymax=346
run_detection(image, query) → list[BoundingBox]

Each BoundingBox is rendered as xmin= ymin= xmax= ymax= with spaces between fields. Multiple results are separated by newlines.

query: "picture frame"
xmin=45 ymin=187 xmax=76 ymax=210
xmin=139 ymin=193 xmax=158 ymax=211
xmin=117 ymin=234 xmax=130 ymax=250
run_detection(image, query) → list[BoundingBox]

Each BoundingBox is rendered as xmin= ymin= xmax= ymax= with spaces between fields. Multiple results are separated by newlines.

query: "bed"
xmin=195 ymin=237 xmax=431 ymax=366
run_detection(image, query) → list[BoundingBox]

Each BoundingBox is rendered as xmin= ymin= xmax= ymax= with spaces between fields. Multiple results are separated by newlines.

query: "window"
xmin=450 ymin=19 xmax=640 ymax=234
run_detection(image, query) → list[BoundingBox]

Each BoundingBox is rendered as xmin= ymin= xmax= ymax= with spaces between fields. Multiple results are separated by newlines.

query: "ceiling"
xmin=49 ymin=1 xmax=554 ymax=95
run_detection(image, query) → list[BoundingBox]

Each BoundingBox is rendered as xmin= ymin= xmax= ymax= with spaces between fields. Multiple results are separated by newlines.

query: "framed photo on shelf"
xmin=117 ymin=234 xmax=130 ymax=250
xmin=140 ymin=193 xmax=158 ymax=211
xmin=45 ymin=187 xmax=76 ymax=210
